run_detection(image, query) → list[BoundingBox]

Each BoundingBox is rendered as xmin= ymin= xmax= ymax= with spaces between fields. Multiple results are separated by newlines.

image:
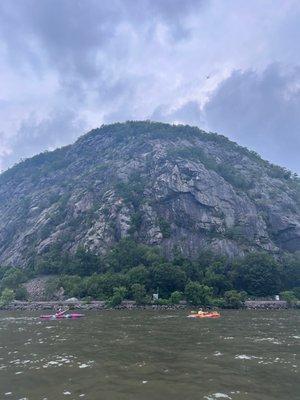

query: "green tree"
xmin=185 ymin=282 xmax=213 ymax=306
xmin=150 ymin=263 xmax=186 ymax=298
xmin=170 ymin=291 xmax=182 ymax=304
xmin=130 ymin=284 xmax=147 ymax=305
xmin=126 ymin=265 xmax=150 ymax=286
xmin=107 ymin=239 xmax=161 ymax=272
xmin=14 ymin=286 xmax=29 ymax=301
xmin=181 ymin=260 xmax=205 ymax=282
xmin=109 ymin=286 xmax=127 ymax=307
xmin=233 ymin=253 xmax=281 ymax=296
xmin=0 ymin=288 xmax=15 ymax=305
xmin=70 ymin=247 xmax=102 ymax=276
xmin=279 ymin=253 xmax=300 ymax=290
xmin=60 ymin=275 xmax=87 ymax=298
xmin=204 ymin=261 xmax=233 ymax=295
xmin=85 ymin=273 xmax=128 ymax=299
xmin=1 ymin=267 xmax=26 ymax=289
xmin=292 ymin=287 xmax=300 ymax=299
xmin=280 ymin=291 xmax=298 ymax=306
xmin=223 ymin=290 xmax=245 ymax=309
xmin=157 ymin=218 xmax=171 ymax=238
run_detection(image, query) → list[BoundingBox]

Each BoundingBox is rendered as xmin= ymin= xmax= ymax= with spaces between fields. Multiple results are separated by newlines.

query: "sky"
xmin=0 ymin=0 xmax=299 ymax=173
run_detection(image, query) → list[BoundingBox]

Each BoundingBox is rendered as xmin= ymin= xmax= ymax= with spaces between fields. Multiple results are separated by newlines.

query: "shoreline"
xmin=0 ymin=299 xmax=292 ymax=311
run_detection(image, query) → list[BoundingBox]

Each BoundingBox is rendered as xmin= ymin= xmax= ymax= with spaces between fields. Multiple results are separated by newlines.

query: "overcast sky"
xmin=0 ymin=0 xmax=299 ymax=173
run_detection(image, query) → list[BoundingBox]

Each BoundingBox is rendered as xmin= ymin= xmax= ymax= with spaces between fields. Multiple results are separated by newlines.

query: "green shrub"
xmin=158 ymin=218 xmax=171 ymax=238
xmin=0 ymin=288 xmax=15 ymax=306
xmin=128 ymin=211 xmax=143 ymax=234
xmin=185 ymin=282 xmax=213 ymax=306
xmin=280 ymin=291 xmax=298 ymax=305
xmin=155 ymin=298 xmax=171 ymax=306
xmin=233 ymin=253 xmax=281 ymax=296
xmin=150 ymin=263 xmax=186 ymax=298
xmin=1 ymin=268 xmax=27 ymax=290
xmin=126 ymin=266 xmax=150 ymax=286
xmin=108 ymin=286 xmax=127 ymax=307
xmin=130 ymin=283 xmax=147 ymax=305
xmin=223 ymin=290 xmax=245 ymax=309
xmin=292 ymin=287 xmax=300 ymax=299
xmin=170 ymin=291 xmax=182 ymax=304
xmin=210 ymin=297 xmax=226 ymax=308
xmin=14 ymin=286 xmax=29 ymax=301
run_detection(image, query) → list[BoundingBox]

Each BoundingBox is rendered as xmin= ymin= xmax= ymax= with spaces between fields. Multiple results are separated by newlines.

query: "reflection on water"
xmin=0 ymin=310 xmax=299 ymax=400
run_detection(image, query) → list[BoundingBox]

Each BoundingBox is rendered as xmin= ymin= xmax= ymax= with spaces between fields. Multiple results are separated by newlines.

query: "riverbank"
xmin=0 ymin=299 xmax=188 ymax=311
xmin=0 ymin=299 xmax=294 ymax=311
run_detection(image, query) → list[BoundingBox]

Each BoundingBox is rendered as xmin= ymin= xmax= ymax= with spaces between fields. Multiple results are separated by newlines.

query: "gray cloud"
xmin=2 ymin=109 xmax=86 ymax=169
xmin=0 ymin=0 xmax=204 ymax=81
xmin=151 ymin=101 xmax=203 ymax=127
xmin=0 ymin=0 xmax=299 ymax=173
xmin=153 ymin=64 xmax=300 ymax=173
xmin=0 ymin=0 xmax=206 ymax=171
xmin=203 ymin=64 xmax=300 ymax=173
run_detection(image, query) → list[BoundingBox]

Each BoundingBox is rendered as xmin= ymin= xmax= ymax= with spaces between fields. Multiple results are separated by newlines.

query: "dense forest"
xmin=0 ymin=239 xmax=299 ymax=308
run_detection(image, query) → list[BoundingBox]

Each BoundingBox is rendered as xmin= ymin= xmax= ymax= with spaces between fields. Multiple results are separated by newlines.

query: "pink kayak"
xmin=40 ymin=313 xmax=85 ymax=320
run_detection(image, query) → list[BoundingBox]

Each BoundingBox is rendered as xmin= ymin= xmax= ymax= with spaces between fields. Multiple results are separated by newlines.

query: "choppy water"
xmin=0 ymin=309 xmax=299 ymax=400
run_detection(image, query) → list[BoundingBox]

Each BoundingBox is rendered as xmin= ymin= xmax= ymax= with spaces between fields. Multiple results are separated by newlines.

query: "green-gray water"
xmin=0 ymin=310 xmax=299 ymax=400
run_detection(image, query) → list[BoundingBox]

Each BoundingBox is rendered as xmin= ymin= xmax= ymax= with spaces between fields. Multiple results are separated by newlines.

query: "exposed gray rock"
xmin=0 ymin=121 xmax=299 ymax=267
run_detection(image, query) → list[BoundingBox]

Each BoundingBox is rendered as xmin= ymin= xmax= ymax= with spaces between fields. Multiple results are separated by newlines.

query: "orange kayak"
xmin=187 ymin=311 xmax=220 ymax=319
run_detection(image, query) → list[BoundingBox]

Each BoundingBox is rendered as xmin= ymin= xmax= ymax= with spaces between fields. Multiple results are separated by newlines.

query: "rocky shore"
xmin=244 ymin=300 xmax=288 ymax=309
xmin=0 ymin=299 xmax=188 ymax=311
xmin=0 ymin=299 xmax=293 ymax=311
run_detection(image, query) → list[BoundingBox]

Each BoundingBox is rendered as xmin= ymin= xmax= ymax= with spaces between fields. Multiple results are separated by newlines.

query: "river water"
xmin=0 ymin=309 xmax=299 ymax=400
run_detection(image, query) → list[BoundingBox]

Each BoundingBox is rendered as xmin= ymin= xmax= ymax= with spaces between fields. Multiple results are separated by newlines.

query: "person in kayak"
xmin=55 ymin=307 xmax=69 ymax=318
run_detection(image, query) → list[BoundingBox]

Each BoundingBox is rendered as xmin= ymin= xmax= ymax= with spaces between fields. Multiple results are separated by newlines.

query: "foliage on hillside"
xmin=1 ymin=239 xmax=299 ymax=307
xmin=1 ymin=121 xmax=298 ymax=187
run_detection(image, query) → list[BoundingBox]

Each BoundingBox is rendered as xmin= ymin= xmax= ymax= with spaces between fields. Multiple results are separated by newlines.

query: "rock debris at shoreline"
xmin=0 ymin=299 xmax=290 ymax=311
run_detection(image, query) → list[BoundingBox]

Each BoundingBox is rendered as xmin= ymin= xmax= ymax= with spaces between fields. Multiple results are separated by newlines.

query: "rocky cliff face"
xmin=0 ymin=121 xmax=299 ymax=267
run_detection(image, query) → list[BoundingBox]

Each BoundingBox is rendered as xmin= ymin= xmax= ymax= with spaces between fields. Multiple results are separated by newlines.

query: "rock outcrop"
xmin=0 ymin=121 xmax=299 ymax=267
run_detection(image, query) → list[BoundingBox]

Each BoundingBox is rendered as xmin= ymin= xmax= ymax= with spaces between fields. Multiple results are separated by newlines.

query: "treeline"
xmin=0 ymin=239 xmax=300 ymax=307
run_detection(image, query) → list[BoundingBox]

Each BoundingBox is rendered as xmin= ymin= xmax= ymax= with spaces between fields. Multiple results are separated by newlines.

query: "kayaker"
xmin=55 ymin=307 xmax=69 ymax=317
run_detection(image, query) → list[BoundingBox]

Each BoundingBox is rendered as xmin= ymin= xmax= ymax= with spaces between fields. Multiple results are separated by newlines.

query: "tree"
xmin=279 ymin=291 xmax=298 ymax=306
xmin=292 ymin=287 xmax=300 ymax=299
xmin=70 ymin=247 xmax=102 ymax=276
xmin=33 ymin=243 xmax=67 ymax=275
xmin=181 ymin=260 xmax=205 ymax=282
xmin=279 ymin=253 xmax=300 ymax=290
xmin=1 ymin=267 xmax=26 ymax=289
xmin=109 ymin=286 xmax=127 ymax=307
xmin=223 ymin=290 xmax=245 ymax=309
xmin=106 ymin=239 xmax=161 ymax=272
xmin=150 ymin=263 xmax=186 ymax=298
xmin=131 ymin=284 xmax=147 ymax=305
xmin=0 ymin=288 xmax=15 ymax=306
xmin=14 ymin=286 xmax=29 ymax=301
xmin=59 ymin=275 xmax=87 ymax=299
xmin=170 ymin=291 xmax=182 ymax=304
xmin=85 ymin=273 xmax=128 ymax=299
xmin=204 ymin=261 xmax=233 ymax=295
xmin=185 ymin=282 xmax=213 ymax=306
xmin=233 ymin=253 xmax=281 ymax=296
xmin=126 ymin=265 xmax=150 ymax=286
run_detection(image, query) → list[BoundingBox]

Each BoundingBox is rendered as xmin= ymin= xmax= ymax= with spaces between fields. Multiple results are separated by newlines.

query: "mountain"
xmin=0 ymin=121 xmax=299 ymax=268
